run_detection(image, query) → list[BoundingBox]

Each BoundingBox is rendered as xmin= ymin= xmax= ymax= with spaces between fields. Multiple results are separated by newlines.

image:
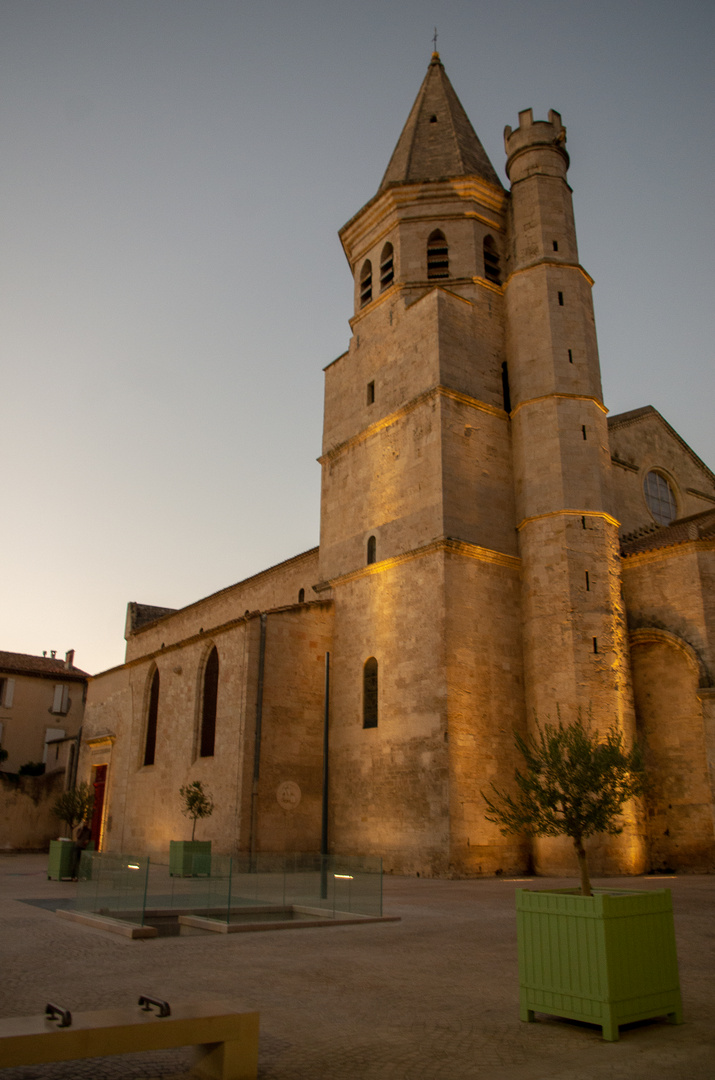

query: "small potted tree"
xmin=49 ymin=782 xmax=93 ymax=881
xmin=483 ymin=713 xmax=682 ymax=1041
xmin=169 ymin=780 xmax=214 ymax=877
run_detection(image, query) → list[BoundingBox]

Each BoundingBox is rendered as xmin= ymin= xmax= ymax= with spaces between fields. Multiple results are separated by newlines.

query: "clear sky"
xmin=1 ymin=0 xmax=713 ymax=676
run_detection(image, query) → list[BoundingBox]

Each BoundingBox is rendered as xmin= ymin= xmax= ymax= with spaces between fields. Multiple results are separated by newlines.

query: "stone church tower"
xmin=78 ymin=55 xmax=714 ymax=879
xmin=317 ymin=53 xmax=643 ymax=876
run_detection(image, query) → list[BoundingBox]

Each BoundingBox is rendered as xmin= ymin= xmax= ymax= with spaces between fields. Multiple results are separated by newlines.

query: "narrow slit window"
xmin=558 ymin=291 xmax=564 ymax=306
xmin=367 ymin=380 xmax=375 ymax=405
xmin=483 ymin=236 xmax=500 ymax=284
xmin=582 ymin=515 xmax=587 ymax=529
xmin=582 ymin=425 xmax=587 ymax=440
xmin=568 ymin=349 xmax=573 ymax=363
xmin=359 ymin=260 xmax=372 ymax=307
xmin=367 ymin=535 xmax=376 ymax=565
xmin=199 ymin=647 xmax=219 ymax=758
xmin=585 ymin=571 xmax=590 ymax=591
xmin=380 ymin=243 xmax=394 ymax=291
xmin=593 ymin=637 xmax=599 ymax=654
xmin=427 ymin=230 xmax=449 ymax=280
xmin=143 ymin=668 xmax=160 ymax=766
xmin=298 ymin=588 xmax=305 ymax=603
xmin=553 ymin=240 xmax=559 ymax=251
xmin=363 ymin=657 xmax=378 ymax=728
xmin=501 ymin=362 xmax=511 ymax=413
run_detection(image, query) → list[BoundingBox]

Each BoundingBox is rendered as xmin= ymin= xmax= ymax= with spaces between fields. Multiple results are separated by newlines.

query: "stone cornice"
xmin=315 ymin=537 xmax=520 ymax=591
xmin=510 ymin=393 xmax=608 ymax=419
xmin=320 ymin=385 xmax=507 ymax=465
xmin=517 ymin=510 xmax=620 ymax=532
xmin=504 ymin=258 xmax=594 ymax=287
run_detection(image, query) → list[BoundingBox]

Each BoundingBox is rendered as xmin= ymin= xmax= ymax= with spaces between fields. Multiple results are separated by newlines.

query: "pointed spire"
xmin=379 ymin=54 xmax=502 ymax=191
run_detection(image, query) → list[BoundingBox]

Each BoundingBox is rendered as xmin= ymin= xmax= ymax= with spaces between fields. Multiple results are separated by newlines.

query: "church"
xmin=79 ymin=54 xmax=715 ymax=879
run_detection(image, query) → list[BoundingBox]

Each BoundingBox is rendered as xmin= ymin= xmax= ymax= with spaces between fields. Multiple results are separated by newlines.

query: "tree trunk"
xmin=575 ymin=838 xmax=591 ymax=896
xmin=191 ymin=817 xmax=196 ymax=841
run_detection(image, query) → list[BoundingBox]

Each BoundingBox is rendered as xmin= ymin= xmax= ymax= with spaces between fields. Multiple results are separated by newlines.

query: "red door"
xmin=90 ymin=765 xmax=107 ymax=850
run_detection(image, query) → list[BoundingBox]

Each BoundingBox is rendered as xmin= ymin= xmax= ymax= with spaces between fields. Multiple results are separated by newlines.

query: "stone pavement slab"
xmin=0 ymin=855 xmax=713 ymax=1079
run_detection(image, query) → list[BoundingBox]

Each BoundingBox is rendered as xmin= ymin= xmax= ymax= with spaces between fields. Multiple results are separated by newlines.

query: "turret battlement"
xmin=504 ymin=108 xmax=568 ymax=180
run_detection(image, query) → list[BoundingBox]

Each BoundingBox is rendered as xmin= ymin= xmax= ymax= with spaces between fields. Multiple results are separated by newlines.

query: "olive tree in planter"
xmin=483 ymin=713 xmax=682 ymax=1041
xmin=169 ymin=780 xmax=215 ymax=877
xmin=49 ymin=782 xmax=93 ymax=881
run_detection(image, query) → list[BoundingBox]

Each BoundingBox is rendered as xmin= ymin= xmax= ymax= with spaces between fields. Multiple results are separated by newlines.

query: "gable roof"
xmin=608 ymin=405 xmax=715 ymax=487
xmin=379 ymin=53 xmax=503 ymax=192
xmin=0 ymin=650 xmax=89 ymax=681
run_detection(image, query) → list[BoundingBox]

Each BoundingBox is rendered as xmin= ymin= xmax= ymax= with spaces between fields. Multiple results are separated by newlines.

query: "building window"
xmin=298 ymin=588 xmax=305 ymax=603
xmin=427 ymin=230 xmax=449 ymax=279
xmin=483 ymin=236 xmax=500 ymax=284
xmin=367 ymin=535 xmax=376 ymax=565
xmin=367 ymin=380 xmax=375 ymax=405
xmin=558 ymin=291 xmax=564 ymax=306
xmin=143 ymin=668 xmax=160 ymax=766
xmin=363 ymin=657 xmax=378 ymax=728
xmin=644 ymin=470 xmax=677 ymax=526
xmin=360 ymin=260 xmax=373 ymax=307
xmin=380 ymin=243 xmax=394 ymax=291
xmin=51 ymin=684 xmax=69 ymax=715
xmin=501 ymin=362 xmax=511 ymax=413
xmin=199 ymin=647 xmax=219 ymax=758
xmin=0 ymin=678 xmax=14 ymax=709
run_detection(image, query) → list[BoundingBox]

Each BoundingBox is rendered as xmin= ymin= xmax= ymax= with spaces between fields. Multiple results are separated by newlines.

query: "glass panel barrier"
xmin=75 ymin=851 xmax=149 ymax=925
xmin=73 ymin=851 xmax=382 ymax=926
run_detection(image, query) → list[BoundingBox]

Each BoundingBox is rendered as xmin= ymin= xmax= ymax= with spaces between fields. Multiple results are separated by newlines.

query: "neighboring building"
xmin=79 ymin=55 xmax=715 ymax=876
xmin=0 ymin=649 xmax=88 ymax=777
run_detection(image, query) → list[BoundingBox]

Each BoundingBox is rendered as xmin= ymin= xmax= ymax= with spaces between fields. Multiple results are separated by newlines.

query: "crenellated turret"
xmin=504 ymin=108 xmax=645 ymax=877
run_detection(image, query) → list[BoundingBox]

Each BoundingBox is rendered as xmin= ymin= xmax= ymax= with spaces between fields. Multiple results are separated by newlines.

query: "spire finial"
xmin=431 ymin=27 xmax=439 ymax=57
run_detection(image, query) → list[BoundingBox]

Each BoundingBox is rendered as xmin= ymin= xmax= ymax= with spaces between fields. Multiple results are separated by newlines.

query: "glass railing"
xmin=73 ymin=851 xmax=382 ymax=927
xmin=75 ymin=851 xmax=150 ymax=925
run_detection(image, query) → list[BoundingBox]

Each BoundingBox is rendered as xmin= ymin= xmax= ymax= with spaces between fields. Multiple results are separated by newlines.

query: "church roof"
xmin=379 ymin=53 xmax=503 ymax=192
xmin=621 ymin=508 xmax=715 ymax=556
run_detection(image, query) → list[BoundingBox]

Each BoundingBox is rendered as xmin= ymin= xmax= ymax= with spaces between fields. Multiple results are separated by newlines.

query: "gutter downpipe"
xmin=320 ymin=651 xmax=330 ymax=899
xmin=249 ymin=613 xmax=267 ymax=871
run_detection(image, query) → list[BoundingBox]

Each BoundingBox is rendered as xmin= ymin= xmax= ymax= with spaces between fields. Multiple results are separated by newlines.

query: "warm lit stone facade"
xmin=79 ymin=56 xmax=715 ymax=877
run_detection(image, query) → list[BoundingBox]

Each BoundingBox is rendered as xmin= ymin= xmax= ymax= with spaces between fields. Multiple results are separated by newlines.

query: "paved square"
xmin=1 ymin=855 xmax=713 ymax=1078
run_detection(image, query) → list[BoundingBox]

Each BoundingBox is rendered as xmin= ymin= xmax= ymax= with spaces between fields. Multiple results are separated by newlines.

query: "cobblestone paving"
xmin=1 ymin=858 xmax=713 ymax=1079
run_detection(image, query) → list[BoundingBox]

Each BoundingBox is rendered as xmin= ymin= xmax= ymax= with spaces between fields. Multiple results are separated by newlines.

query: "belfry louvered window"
xmin=360 ymin=260 xmax=373 ymax=307
xmin=483 ymin=236 xmax=500 ymax=284
xmin=427 ymin=230 xmax=449 ymax=279
xmin=380 ymin=243 xmax=394 ymax=291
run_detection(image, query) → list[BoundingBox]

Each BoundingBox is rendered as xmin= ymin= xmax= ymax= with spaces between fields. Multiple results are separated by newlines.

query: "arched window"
xmin=483 ymin=236 xmax=500 ymax=284
xmin=298 ymin=588 xmax=305 ymax=603
xmin=360 ymin=260 xmax=373 ymax=307
xmin=367 ymin=535 xmax=376 ymax=565
xmin=200 ymin=646 xmax=219 ymax=758
xmin=143 ymin=668 xmax=159 ymax=766
xmin=644 ymin=471 xmax=678 ymax=526
xmin=427 ymin=230 xmax=449 ymax=280
xmin=363 ymin=657 xmax=378 ymax=728
xmin=380 ymin=243 xmax=394 ymax=291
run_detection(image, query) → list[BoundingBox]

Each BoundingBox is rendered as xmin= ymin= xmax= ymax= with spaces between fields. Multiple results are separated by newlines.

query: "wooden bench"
xmin=0 ymin=998 xmax=259 ymax=1080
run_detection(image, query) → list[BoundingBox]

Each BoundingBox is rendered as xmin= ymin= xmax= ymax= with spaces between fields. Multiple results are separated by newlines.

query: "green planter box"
xmin=47 ymin=839 xmax=75 ymax=881
xmin=169 ymin=840 xmax=212 ymax=877
xmin=516 ymin=888 xmax=682 ymax=1041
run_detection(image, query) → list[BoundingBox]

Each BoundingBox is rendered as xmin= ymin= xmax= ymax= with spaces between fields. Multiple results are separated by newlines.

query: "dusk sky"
xmin=2 ymin=1 xmax=713 ymax=676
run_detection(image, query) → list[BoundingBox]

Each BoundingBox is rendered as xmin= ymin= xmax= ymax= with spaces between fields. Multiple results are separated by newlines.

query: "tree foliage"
xmin=483 ymin=712 xmax=645 ymax=895
xmin=53 ymin=782 xmax=93 ymax=836
xmin=179 ymin=780 xmax=215 ymax=841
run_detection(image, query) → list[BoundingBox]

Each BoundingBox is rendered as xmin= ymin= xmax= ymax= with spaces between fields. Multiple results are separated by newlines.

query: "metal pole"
xmin=320 ymin=651 xmax=330 ymax=899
